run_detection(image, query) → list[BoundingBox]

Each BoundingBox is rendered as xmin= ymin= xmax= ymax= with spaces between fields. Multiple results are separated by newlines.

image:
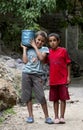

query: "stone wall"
xmin=66 ymin=25 xmax=83 ymax=70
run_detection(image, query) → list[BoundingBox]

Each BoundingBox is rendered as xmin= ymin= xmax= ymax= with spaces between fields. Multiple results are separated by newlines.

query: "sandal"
xmin=59 ymin=118 xmax=65 ymax=124
xmin=54 ymin=118 xmax=60 ymax=124
xmin=45 ymin=117 xmax=54 ymax=124
xmin=26 ymin=117 xmax=34 ymax=123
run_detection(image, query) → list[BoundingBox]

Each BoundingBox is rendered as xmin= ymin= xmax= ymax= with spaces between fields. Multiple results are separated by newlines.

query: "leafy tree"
xmin=0 ymin=0 xmax=56 ymax=29
xmin=0 ymin=0 xmax=83 ymax=51
xmin=0 ymin=0 xmax=56 ymax=51
xmin=56 ymin=0 xmax=83 ymax=26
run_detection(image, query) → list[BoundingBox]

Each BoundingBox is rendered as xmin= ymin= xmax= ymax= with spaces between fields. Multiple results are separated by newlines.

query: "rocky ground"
xmin=0 ymin=54 xmax=23 ymax=111
xmin=0 ymin=76 xmax=83 ymax=130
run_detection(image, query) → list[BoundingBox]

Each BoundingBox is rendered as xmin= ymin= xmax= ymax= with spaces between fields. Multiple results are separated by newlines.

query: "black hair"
xmin=48 ymin=33 xmax=60 ymax=41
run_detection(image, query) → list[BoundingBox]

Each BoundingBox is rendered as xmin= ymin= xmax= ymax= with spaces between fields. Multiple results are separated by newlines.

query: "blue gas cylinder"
xmin=21 ymin=30 xmax=35 ymax=47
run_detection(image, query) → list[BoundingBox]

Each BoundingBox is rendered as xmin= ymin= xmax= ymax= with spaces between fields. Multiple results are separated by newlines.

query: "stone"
xmin=0 ymin=79 xmax=17 ymax=111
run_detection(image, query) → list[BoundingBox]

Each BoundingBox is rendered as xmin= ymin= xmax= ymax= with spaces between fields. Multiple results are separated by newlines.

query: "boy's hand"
xmin=67 ymin=76 xmax=71 ymax=85
xmin=30 ymin=40 xmax=37 ymax=49
xmin=20 ymin=44 xmax=28 ymax=50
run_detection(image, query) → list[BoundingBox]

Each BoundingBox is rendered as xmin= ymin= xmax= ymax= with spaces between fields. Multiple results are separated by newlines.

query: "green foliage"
xmin=0 ymin=0 xmax=56 ymax=51
xmin=0 ymin=0 xmax=83 ymax=51
xmin=0 ymin=108 xmax=16 ymax=124
xmin=0 ymin=117 xmax=4 ymax=124
xmin=4 ymin=108 xmax=16 ymax=115
xmin=56 ymin=0 xmax=83 ymax=26
xmin=0 ymin=0 xmax=56 ymax=29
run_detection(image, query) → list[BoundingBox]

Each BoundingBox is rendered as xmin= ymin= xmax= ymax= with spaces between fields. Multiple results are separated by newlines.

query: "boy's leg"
xmin=26 ymin=100 xmax=33 ymax=118
xmin=60 ymin=100 xmax=66 ymax=118
xmin=59 ymin=85 xmax=70 ymax=123
xmin=59 ymin=85 xmax=70 ymax=118
xmin=41 ymin=101 xmax=49 ymax=118
xmin=53 ymin=101 xmax=59 ymax=119
xmin=32 ymin=75 xmax=49 ymax=118
xmin=59 ymin=100 xmax=66 ymax=123
xmin=49 ymin=86 xmax=60 ymax=123
xmin=26 ymin=101 xmax=34 ymax=123
xmin=32 ymin=75 xmax=53 ymax=124
xmin=22 ymin=73 xmax=34 ymax=123
xmin=41 ymin=102 xmax=54 ymax=124
xmin=53 ymin=101 xmax=60 ymax=124
xmin=49 ymin=86 xmax=59 ymax=118
xmin=26 ymin=100 xmax=34 ymax=123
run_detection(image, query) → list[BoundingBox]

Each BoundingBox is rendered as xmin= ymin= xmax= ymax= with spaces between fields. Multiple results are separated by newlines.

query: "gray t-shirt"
xmin=22 ymin=46 xmax=49 ymax=75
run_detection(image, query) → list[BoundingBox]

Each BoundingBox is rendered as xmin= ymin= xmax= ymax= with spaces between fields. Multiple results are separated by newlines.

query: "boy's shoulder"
xmin=49 ymin=47 xmax=66 ymax=51
xmin=40 ymin=46 xmax=49 ymax=53
xmin=41 ymin=46 xmax=49 ymax=50
xmin=49 ymin=47 xmax=68 ymax=54
xmin=58 ymin=47 xmax=67 ymax=52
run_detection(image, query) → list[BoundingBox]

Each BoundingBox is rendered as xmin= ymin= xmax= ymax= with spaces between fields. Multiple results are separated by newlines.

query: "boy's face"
xmin=35 ymin=35 xmax=46 ymax=48
xmin=48 ymin=36 xmax=60 ymax=49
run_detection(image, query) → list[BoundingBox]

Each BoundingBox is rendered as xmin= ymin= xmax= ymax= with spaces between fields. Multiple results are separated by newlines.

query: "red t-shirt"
xmin=48 ymin=47 xmax=71 ymax=85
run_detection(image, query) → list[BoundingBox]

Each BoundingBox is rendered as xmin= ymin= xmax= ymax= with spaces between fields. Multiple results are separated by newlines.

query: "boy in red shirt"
xmin=47 ymin=33 xmax=71 ymax=124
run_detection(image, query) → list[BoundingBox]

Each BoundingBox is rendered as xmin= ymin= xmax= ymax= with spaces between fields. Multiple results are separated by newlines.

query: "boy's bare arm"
xmin=21 ymin=44 xmax=28 ymax=63
xmin=31 ymin=40 xmax=47 ymax=61
xmin=67 ymin=64 xmax=71 ymax=84
xmin=35 ymin=47 xmax=47 ymax=61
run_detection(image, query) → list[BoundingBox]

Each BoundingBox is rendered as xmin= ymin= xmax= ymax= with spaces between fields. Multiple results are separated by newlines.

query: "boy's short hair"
xmin=35 ymin=31 xmax=47 ymax=39
xmin=48 ymin=33 xmax=60 ymax=40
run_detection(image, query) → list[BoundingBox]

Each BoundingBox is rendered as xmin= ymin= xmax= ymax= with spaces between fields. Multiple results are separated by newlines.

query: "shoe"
xmin=45 ymin=117 xmax=54 ymax=124
xmin=54 ymin=118 xmax=60 ymax=124
xmin=26 ymin=117 xmax=34 ymax=123
xmin=59 ymin=118 xmax=65 ymax=124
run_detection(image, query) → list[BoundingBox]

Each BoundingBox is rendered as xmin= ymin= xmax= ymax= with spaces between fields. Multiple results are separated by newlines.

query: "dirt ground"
xmin=0 ymin=76 xmax=83 ymax=130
